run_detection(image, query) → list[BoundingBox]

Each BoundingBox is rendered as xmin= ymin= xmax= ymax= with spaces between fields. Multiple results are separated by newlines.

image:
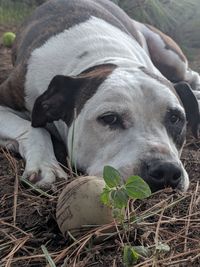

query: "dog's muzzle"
xmin=141 ymin=159 xmax=182 ymax=192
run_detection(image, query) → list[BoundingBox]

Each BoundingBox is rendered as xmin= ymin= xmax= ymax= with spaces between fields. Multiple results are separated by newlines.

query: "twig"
xmin=1 ymin=149 xmax=19 ymax=226
xmin=184 ymin=191 xmax=194 ymax=252
xmin=13 ymin=160 xmax=19 ymax=226
xmin=3 ymin=235 xmax=30 ymax=265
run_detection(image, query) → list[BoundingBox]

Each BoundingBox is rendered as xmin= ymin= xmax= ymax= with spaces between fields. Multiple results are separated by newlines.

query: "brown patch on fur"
xmin=78 ymin=63 xmax=116 ymax=78
xmin=142 ymin=24 xmax=187 ymax=82
xmin=95 ymin=0 xmax=142 ymax=45
xmin=12 ymin=0 xmax=142 ymax=69
xmin=0 ymin=65 xmax=25 ymax=110
xmin=151 ymin=59 xmax=186 ymax=83
xmin=3 ymin=0 xmax=141 ymax=112
xmin=74 ymin=64 xmax=117 ymax=118
xmin=146 ymin=24 xmax=186 ymax=63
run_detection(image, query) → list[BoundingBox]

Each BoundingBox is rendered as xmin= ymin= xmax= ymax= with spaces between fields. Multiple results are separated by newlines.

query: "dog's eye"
xmin=170 ymin=114 xmax=181 ymax=124
xmin=168 ymin=109 xmax=185 ymax=126
xmin=98 ymin=113 xmax=123 ymax=128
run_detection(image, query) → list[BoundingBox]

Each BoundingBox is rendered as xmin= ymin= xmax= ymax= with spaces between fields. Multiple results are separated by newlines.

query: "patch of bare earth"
xmin=0 ymin=26 xmax=200 ymax=267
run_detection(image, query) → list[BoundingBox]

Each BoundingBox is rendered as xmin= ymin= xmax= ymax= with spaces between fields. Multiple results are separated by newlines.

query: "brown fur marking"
xmin=146 ymin=24 xmax=186 ymax=63
xmin=70 ymin=64 xmax=117 ymax=124
xmin=31 ymin=64 xmax=117 ymax=127
xmin=1 ymin=0 xmax=141 ymax=111
xmin=0 ymin=66 xmax=25 ymax=110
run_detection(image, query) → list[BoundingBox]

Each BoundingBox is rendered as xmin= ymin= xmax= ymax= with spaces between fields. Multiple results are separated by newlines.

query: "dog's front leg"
xmin=0 ymin=106 xmax=67 ymax=187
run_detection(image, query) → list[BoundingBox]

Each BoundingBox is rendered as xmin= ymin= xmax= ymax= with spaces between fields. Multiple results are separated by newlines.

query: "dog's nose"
xmin=147 ymin=161 xmax=182 ymax=190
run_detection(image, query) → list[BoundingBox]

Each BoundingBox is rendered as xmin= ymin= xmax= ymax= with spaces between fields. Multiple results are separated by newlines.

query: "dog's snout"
xmin=144 ymin=161 xmax=182 ymax=191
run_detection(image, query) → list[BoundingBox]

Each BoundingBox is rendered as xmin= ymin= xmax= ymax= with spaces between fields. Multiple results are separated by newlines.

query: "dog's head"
xmin=32 ymin=64 xmax=200 ymax=192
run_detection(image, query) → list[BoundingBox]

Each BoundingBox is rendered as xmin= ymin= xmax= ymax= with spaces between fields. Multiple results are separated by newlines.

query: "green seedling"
xmin=100 ymin=165 xmax=152 ymax=266
xmin=101 ymin=165 xmax=151 ymax=215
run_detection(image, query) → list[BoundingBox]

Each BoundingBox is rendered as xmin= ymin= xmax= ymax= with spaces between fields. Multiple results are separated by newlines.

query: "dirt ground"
xmin=0 ymin=25 xmax=200 ymax=267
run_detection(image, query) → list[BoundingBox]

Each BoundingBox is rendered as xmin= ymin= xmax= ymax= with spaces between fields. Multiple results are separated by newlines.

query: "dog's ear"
xmin=31 ymin=64 xmax=117 ymax=127
xmin=31 ymin=75 xmax=83 ymax=127
xmin=174 ymin=82 xmax=200 ymax=138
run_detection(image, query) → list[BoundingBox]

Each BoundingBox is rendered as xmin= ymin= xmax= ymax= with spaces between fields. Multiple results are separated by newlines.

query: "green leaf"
xmin=103 ymin=165 xmax=121 ymax=188
xmin=110 ymin=188 xmax=129 ymax=209
xmin=125 ymin=176 xmax=151 ymax=200
xmin=100 ymin=186 xmax=111 ymax=206
xmin=123 ymin=245 xmax=139 ymax=267
xmin=156 ymin=242 xmax=170 ymax=253
xmin=132 ymin=246 xmax=152 ymax=257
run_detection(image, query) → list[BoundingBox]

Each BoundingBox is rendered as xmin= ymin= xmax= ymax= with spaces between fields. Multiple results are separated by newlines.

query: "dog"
xmin=0 ymin=0 xmax=199 ymax=192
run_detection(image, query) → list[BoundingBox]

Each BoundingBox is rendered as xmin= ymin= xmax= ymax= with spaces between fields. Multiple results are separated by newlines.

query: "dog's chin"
xmin=177 ymin=171 xmax=189 ymax=192
xmin=176 ymin=180 xmax=189 ymax=192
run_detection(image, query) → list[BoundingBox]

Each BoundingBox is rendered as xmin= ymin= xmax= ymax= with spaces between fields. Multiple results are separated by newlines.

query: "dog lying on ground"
xmin=0 ymin=0 xmax=199 ymax=192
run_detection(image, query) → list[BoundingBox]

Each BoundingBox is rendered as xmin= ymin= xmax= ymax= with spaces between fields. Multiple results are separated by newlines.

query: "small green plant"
xmin=101 ymin=165 xmax=151 ymax=218
xmin=101 ymin=165 xmax=152 ymax=266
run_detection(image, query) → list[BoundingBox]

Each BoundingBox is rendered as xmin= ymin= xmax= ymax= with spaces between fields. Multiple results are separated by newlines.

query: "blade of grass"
xmin=20 ymin=177 xmax=56 ymax=199
xmin=41 ymin=245 xmax=56 ymax=267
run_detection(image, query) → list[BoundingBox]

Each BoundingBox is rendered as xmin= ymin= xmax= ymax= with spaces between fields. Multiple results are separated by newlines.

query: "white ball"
xmin=56 ymin=176 xmax=113 ymax=238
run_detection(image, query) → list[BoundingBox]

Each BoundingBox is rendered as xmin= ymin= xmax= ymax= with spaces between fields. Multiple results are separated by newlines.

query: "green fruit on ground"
xmin=2 ymin=32 xmax=16 ymax=48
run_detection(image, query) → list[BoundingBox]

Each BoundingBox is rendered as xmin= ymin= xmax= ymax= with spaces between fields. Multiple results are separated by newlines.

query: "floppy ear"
xmin=174 ymin=82 xmax=200 ymax=138
xmin=31 ymin=75 xmax=83 ymax=127
xmin=31 ymin=64 xmax=117 ymax=127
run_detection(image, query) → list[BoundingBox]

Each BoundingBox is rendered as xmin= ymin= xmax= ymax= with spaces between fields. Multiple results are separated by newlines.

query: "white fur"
xmin=67 ymin=68 xmax=189 ymax=191
xmin=25 ymin=16 xmax=161 ymax=111
xmin=185 ymin=68 xmax=200 ymax=92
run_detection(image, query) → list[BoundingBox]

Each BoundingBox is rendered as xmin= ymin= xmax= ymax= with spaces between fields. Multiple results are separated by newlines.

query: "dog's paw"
xmin=0 ymin=139 xmax=19 ymax=153
xmin=22 ymin=160 xmax=68 ymax=188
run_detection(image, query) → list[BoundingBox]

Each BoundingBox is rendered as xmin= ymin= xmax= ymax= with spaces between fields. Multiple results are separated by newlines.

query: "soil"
xmin=0 ymin=25 xmax=200 ymax=267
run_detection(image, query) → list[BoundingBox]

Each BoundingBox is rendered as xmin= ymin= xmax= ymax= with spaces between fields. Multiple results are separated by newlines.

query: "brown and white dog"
xmin=0 ymin=0 xmax=199 ymax=191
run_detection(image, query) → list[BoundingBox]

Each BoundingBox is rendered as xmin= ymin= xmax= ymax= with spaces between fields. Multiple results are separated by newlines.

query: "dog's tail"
xmin=0 ymin=66 xmax=25 ymax=110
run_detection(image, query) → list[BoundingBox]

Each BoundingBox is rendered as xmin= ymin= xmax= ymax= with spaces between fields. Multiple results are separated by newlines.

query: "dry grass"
xmin=0 ymin=139 xmax=200 ymax=267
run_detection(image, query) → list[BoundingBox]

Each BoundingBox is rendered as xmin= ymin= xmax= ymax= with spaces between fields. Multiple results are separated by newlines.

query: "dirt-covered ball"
xmin=56 ymin=176 xmax=113 ymax=238
xmin=2 ymin=32 xmax=16 ymax=48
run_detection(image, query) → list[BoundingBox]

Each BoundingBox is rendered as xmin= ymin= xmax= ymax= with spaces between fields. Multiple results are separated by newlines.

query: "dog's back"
xmin=12 ymin=0 xmax=141 ymax=67
xmin=0 ymin=0 xmax=141 ymax=110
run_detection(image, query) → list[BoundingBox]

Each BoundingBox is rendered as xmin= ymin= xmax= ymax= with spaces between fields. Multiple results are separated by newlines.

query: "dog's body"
xmin=0 ymin=0 xmax=199 ymax=191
